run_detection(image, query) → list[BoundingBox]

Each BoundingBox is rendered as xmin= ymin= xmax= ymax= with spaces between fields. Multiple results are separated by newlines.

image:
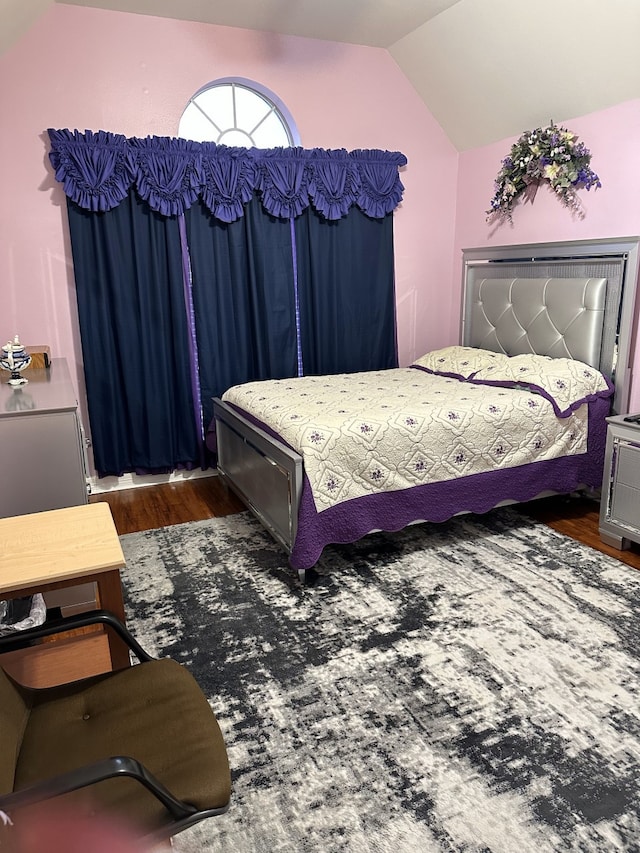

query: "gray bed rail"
xmin=213 ymin=398 xmax=303 ymax=556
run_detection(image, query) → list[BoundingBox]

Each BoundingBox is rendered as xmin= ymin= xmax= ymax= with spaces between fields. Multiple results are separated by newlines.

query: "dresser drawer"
xmin=614 ymin=442 xmax=640 ymax=488
xmin=610 ymin=482 xmax=640 ymax=530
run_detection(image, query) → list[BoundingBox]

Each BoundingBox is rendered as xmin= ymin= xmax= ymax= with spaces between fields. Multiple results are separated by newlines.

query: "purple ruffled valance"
xmin=47 ymin=129 xmax=407 ymax=222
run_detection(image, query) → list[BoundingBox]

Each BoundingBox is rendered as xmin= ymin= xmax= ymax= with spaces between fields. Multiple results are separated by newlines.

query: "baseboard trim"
xmin=90 ymin=468 xmax=217 ymax=494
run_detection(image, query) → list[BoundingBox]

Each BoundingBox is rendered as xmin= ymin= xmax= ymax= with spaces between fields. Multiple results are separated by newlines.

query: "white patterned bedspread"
xmin=222 ymin=364 xmax=597 ymax=513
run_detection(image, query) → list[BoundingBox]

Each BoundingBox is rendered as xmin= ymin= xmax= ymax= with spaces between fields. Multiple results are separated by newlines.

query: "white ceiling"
xmin=3 ymin=0 xmax=639 ymax=150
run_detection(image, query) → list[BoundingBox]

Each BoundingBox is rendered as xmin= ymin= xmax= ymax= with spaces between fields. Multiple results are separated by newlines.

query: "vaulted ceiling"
xmin=3 ymin=0 xmax=639 ymax=150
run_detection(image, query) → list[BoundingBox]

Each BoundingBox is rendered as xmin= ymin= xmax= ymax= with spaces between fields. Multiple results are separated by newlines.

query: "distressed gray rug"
xmin=119 ymin=509 xmax=640 ymax=853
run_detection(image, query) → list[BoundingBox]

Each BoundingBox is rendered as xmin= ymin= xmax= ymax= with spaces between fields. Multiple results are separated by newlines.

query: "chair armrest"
xmin=0 ymin=755 xmax=199 ymax=822
xmin=0 ymin=610 xmax=154 ymax=663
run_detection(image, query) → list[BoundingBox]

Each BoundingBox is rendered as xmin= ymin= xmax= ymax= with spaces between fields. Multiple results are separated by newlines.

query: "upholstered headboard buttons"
xmin=468 ymin=277 xmax=607 ymax=368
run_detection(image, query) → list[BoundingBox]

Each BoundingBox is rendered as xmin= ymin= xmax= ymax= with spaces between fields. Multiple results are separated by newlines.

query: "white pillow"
xmin=412 ymin=346 xmax=509 ymax=379
xmin=471 ymin=353 xmax=613 ymax=416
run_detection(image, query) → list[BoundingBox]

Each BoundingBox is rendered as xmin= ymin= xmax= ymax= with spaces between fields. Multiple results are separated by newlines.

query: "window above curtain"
xmin=47 ymin=129 xmax=407 ymax=223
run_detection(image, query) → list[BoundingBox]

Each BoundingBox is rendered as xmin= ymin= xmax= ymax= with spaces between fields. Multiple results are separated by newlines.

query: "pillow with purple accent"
xmin=412 ymin=346 xmax=509 ymax=379
xmin=471 ymin=354 xmax=613 ymax=416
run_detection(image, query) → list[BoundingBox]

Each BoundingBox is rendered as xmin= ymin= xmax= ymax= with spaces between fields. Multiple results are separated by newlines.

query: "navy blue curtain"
xmin=49 ymin=130 xmax=407 ymax=477
xmin=66 ymin=192 xmax=201 ymax=477
xmin=295 ymin=207 xmax=398 ymax=375
xmin=185 ymin=196 xmax=298 ymax=432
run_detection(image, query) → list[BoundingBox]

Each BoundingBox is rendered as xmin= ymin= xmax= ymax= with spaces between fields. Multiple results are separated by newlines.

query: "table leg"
xmin=95 ymin=569 xmax=130 ymax=670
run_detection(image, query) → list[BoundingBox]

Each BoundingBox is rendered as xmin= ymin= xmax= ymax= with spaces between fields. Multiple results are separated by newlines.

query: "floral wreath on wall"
xmin=486 ymin=122 xmax=601 ymax=224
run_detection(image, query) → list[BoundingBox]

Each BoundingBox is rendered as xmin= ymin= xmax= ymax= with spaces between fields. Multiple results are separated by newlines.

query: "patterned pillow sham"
xmin=412 ymin=346 xmax=509 ymax=379
xmin=470 ymin=353 xmax=613 ymax=417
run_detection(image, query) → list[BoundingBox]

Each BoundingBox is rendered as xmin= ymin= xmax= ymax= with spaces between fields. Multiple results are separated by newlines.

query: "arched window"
xmin=178 ymin=77 xmax=300 ymax=148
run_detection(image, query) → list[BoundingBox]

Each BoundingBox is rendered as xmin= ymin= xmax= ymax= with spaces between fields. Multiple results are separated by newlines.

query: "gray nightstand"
xmin=599 ymin=414 xmax=640 ymax=549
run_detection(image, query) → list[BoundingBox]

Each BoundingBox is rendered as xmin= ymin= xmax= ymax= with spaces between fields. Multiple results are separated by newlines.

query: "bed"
xmin=212 ymin=238 xmax=639 ymax=580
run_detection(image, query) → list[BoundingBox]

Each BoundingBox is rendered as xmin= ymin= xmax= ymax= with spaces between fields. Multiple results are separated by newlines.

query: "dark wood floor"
xmin=90 ymin=477 xmax=640 ymax=573
xmin=90 ymin=476 xmax=246 ymax=534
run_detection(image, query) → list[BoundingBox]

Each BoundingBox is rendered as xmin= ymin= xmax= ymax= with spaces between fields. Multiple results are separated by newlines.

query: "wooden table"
xmin=0 ymin=503 xmax=129 ymax=685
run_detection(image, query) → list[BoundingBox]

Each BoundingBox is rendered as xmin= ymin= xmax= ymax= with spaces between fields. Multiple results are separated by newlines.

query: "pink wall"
xmin=1 ymin=4 xmax=638 ymax=483
xmin=455 ymin=100 xmax=640 ymax=410
xmin=0 ymin=4 xmax=458 ymax=470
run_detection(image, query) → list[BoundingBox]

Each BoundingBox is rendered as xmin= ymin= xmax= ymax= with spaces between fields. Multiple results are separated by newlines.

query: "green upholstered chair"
xmin=0 ymin=610 xmax=231 ymax=845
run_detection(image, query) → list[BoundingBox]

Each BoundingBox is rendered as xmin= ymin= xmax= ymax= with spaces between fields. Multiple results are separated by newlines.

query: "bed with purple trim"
xmin=215 ymin=349 xmax=613 ymax=576
xmin=212 ymin=241 xmax=640 ymax=581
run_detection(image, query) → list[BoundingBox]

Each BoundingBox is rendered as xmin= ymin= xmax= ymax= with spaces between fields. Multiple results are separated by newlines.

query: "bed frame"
xmin=213 ymin=237 xmax=640 ymax=578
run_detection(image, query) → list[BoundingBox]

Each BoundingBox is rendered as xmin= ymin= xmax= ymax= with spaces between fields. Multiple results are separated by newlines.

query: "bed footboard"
xmin=213 ymin=399 xmax=304 ymax=556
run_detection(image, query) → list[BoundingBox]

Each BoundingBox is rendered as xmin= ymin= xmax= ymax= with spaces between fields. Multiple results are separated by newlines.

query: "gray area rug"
xmin=119 ymin=509 xmax=640 ymax=852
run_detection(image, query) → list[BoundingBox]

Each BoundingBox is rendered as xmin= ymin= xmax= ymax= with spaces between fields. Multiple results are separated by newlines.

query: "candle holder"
xmin=0 ymin=335 xmax=32 ymax=386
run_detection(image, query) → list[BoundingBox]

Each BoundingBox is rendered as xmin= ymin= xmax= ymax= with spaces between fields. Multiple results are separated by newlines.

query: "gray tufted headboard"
xmin=467 ymin=277 xmax=606 ymax=367
xmin=461 ymin=237 xmax=640 ymax=415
